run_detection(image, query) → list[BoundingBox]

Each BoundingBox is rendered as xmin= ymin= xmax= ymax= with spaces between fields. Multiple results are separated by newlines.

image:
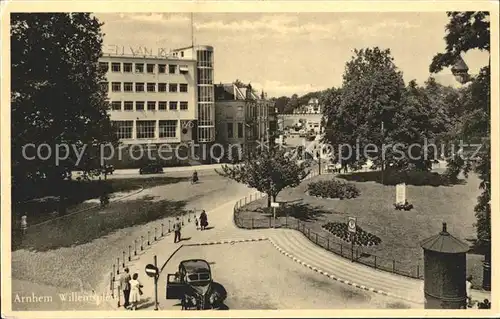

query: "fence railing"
xmin=232 ymin=169 xmax=424 ymax=280
xmin=108 ymin=209 xmax=198 ymax=304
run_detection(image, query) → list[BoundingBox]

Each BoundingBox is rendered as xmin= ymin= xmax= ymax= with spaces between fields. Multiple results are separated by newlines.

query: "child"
xmin=195 ymin=217 xmax=199 ymax=230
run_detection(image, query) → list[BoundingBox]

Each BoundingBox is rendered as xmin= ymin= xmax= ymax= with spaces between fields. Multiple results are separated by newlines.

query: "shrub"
xmin=308 ymin=179 xmax=360 ymax=199
xmin=322 ymin=222 xmax=382 ymax=247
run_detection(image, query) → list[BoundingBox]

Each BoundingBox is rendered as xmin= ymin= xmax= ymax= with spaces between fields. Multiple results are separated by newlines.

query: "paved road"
xmin=159 ymin=242 xmax=420 ymax=309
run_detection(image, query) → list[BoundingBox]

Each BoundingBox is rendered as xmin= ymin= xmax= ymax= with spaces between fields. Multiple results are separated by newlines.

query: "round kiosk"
xmin=420 ymin=222 xmax=470 ymax=309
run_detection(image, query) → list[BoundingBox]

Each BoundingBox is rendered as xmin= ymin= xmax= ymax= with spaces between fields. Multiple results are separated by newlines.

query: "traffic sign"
xmin=348 ymin=217 xmax=357 ymax=233
xmin=271 ymin=202 xmax=280 ymax=208
xmin=145 ymin=264 xmax=159 ymax=277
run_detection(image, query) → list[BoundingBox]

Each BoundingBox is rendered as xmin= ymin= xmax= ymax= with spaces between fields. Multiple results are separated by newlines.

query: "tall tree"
xmin=216 ymin=147 xmax=310 ymax=207
xmin=430 ymin=11 xmax=490 ymax=253
xmin=273 ymin=96 xmax=291 ymax=114
xmin=11 ymin=13 xmax=117 ymax=204
xmin=284 ymin=94 xmax=299 ymax=114
xmin=323 ymin=47 xmax=410 ymax=171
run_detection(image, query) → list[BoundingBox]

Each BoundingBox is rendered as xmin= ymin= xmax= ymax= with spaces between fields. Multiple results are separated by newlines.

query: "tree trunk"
xmin=267 ymin=194 xmax=271 ymax=207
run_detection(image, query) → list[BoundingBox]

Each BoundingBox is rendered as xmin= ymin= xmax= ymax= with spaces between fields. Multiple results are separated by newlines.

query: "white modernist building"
xmin=99 ymin=45 xmax=216 ymax=165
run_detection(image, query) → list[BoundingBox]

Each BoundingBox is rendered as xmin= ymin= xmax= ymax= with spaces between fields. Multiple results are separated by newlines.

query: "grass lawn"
xmin=237 ymin=169 xmax=486 ymax=289
xmin=12 ymin=176 xmax=189 ymax=227
xmin=11 ymin=175 xmax=250 ymax=294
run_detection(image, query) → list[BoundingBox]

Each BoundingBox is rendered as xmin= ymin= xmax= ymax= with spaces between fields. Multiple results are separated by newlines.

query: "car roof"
xmin=180 ymin=259 xmax=210 ymax=273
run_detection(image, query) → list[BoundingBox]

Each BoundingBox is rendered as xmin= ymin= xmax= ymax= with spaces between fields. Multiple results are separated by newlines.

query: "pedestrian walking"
xmin=173 ymin=217 xmax=182 ymax=243
xmin=199 ymin=210 xmax=208 ymax=231
xmin=195 ymin=217 xmax=199 ymax=230
xmin=466 ymin=275 xmax=473 ymax=307
xmin=20 ymin=215 xmax=28 ymax=235
xmin=119 ymin=267 xmax=131 ymax=309
xmin=129 ymin=273 xmax=143 ymax=310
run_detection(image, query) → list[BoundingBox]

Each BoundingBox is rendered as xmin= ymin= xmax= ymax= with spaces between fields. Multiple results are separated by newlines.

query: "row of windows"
xmin=196 ymin=50 xmax=214 ymax=68
xmin=114 ymin=120 xmax=178 ymax=139
xmin=111 ymin=101 xmax=189 ymax=111
xmin=100 ymin=62 xmax=187 ymax=75
xmin=103 ymin=82 xmax=188 ymax=93
xmin=226 ymin=122 xmax=244 ymax=139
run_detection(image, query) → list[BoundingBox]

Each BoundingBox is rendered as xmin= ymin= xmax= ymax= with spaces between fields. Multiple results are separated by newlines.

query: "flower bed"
xmin=307 ymin=179 xmax=360 ymax=199
xmin=322 ymin=222 xmax=382 ymax=247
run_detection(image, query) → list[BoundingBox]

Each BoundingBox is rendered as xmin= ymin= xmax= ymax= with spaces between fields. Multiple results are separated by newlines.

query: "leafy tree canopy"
xmin=216 ymin=146 xmax=311 ymax=207
xmin=11 ymin=13 xmax=118 ymax=202
xmin=430 ymin=11 xmax=490 ymax=250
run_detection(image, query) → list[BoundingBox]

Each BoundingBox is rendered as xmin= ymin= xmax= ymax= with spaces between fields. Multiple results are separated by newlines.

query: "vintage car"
xmin=165 ymin=259 xmax=227 ymax=310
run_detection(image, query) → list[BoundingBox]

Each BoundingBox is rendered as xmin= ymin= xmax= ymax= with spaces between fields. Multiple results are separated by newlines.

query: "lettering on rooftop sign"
xmin=105 ymin=44 xmax=171 ymax=57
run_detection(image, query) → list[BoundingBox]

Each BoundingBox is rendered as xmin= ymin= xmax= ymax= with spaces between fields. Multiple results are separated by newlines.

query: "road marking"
xmin=267 ymin=238 xmax=421 ymax=304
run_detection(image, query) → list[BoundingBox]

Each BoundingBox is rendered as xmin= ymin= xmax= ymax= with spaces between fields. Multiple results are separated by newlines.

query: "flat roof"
xmin=171 ymin=45 xmax=213 ymax=52
xmin=99 ymin=54 xmax=196 ymax=63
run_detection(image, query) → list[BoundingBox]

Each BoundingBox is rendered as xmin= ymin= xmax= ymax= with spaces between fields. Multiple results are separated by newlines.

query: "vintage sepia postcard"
xmin=1 ymin=1 xmax=498 ymax=318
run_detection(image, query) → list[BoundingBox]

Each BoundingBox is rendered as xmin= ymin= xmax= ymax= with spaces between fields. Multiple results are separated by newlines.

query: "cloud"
xmin=237 ymin=79 xmax=328 ymax=97
xmin=355 ymin=20 xmax=420 ymax=37
xmin=194 ymin=14 xmax=419 ymax=41
xmin=118 ymin=13 xmax=191 ymax=25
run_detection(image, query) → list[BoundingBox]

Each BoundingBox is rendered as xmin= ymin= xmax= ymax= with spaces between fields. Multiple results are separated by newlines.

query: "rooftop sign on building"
xmin=104 ymin=44 xmax=173 ymax=58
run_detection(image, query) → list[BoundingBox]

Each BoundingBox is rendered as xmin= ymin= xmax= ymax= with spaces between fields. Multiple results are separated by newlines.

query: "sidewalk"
xmin=103 ymin=192 xmax=259 ymax=311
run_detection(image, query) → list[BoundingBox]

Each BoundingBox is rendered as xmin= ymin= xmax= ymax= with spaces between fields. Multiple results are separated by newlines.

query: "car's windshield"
xmin=187 ymin=272 xmax=210 ymax=283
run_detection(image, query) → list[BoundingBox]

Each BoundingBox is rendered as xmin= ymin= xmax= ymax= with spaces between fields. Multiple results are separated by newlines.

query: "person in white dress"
xmin=128 ymin=273 xmax=143 ymax=310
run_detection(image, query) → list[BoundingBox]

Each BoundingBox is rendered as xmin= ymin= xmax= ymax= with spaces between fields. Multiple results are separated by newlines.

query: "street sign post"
xmin=145 ymin=261 xmax=159 ymax=310
xmin=348 ymin=217 xmax=357 ymax=262
xmin=271 ymin=202 xmax=279 ymax=228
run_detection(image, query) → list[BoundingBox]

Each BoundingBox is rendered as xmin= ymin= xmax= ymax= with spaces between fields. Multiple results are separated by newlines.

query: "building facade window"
xmin=111 ymin=62 xmax=121 ymax=72
xmin=146 ymin=64 xmax=155 ymax=73
xmin=158 ymin=101 xmax=167 ymax=110
xmin=124 ymin=101 xmax=133 ymax=111
xmin=99 ymin=62 xmax=109 ymax=72
xmin=159 ymin=120 xmax=177 ymax=138
xmin=179 ymin=84 xmax=188 ymax=92
xmin=136 ymin=120 xmax=156 ymax=139
xmin=111 ymin=101 xmax=122 ymax=111
xmin=198 ymin=86 xmax=213 ymax=102
xmin=227 ymin=123 xmax=234 ymax=138
xmin=135 ymin=63 xmax=144 ymax=73
xmin=198 ymin=103 xmax=214 ymax=126
xmin=111 ymin=82 xmax=121 ymax=92
xmin=169 ymin=83 xmax=178 ymax=92
xmin=158 ymin=83 xmax=167 ymax=92
xmin=135 ymin=101 xmax=145 ymax=111
xmin=197 ymin=68 xmax=213 ymax=85
xmin=147 ymin=101 xmax=156 ymax=111
xmin=115 ymin=121 xmax=133 ymax=139
xmin=147 ymin=83 xmax=156 ymax=92
xmin=196 ymin=50 xmax=213 ymax=68
xmin=158 ymin=64 xmax=166 ymax=73
xmin=123 ymin=63 xmax=133 ymax=73
xmin=169 ymin=65 xmax=176 ymax=74
xmin=238 ymin=123 xmax=243 ymax=138
xmin=180 ymin=101 xmax=188 ymax=110
xmin=169 ymin=101 xmax=177 ymax=110
xmin=124 ymin=82 xmax=133 ymax=92
xmin=135 ymin=82 xmax=144 ymax=92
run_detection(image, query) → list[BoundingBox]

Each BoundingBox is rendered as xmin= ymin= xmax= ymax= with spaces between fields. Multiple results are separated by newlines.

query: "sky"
xmin=95 ymin=12 xmax=490 ymax=97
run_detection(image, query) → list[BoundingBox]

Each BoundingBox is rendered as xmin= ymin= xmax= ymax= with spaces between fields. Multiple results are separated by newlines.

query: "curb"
xmin=267 ymin=238 xmax=422 ymax=305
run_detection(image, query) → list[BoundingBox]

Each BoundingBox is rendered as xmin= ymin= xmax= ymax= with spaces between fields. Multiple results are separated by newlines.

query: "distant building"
xmin=214 ymin=82 xmax=274 ymax=158
xmin=293 ymin=98 xmax=322 ymax=114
